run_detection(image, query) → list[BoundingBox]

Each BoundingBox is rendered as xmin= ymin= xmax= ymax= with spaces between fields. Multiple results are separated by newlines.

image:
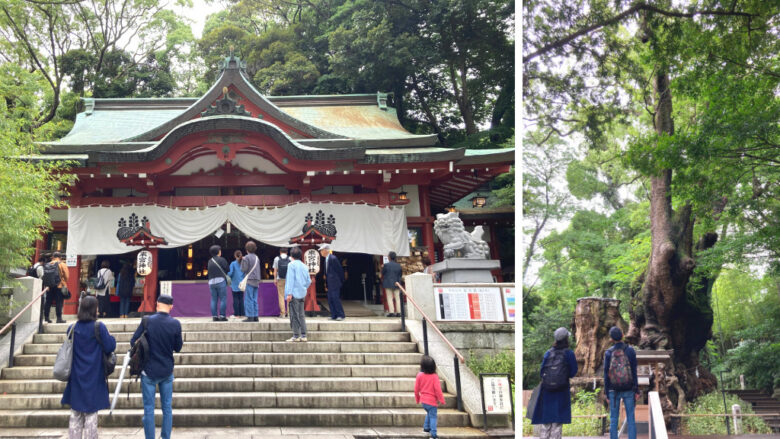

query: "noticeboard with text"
xmin=503 ymin=287 xmax=515 ymax=322
xmin=483 ymin=376 xmax=512 ymax=414
xmin=434 ymin=286 xmax=504 ymax=321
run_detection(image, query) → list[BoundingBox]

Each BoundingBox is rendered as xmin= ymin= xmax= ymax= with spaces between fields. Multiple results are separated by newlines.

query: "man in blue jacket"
xmin=285 ymin=247 xmax=312 ymax=342
xmin=381 ymin=251 xmax=403 ymax=317
xmin=319 ymin=243 xmax=345 ymax=320
xmin=131 ymin=295 xmax=183 ymax=439
xmin=603 ymin=326 xmax=639 ymax=439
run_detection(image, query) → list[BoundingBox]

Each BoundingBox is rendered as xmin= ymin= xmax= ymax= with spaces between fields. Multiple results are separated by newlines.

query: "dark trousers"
xmin=98 ymin=294 xmax=111 ymax=316
xmin=326 ymin=285 xmax=345 ymax=319
xmin=44 ymin=287 xmax=63 ymax=321
xmin=288 ymin=298 xmax=307 ymax=337
xmin=232 ymin=289 xmax=244 ymax=316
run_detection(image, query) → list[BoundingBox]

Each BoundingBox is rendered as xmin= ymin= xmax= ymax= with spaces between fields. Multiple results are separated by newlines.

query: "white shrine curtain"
xmin=66 ymin=202 xmax=410 ymax=257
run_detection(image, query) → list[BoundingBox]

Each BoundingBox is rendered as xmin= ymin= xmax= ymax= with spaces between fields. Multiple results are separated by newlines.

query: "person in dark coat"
xmin=207 ymin=244 xmax=230 ymax=321
xmin=116 ymin=263 xmax=135 ymax=318
xmin=531 ymin=327 xmax=578 ymax=439
xmin=319 ymin=243 xmax=345 ymax=320
xmin=604 ymin=326 xmax=639 ymax=439
xmin=381 ymin=251 xmax=403 ymax=317
xmin=61 ymin=296 xmax=116 ymax=438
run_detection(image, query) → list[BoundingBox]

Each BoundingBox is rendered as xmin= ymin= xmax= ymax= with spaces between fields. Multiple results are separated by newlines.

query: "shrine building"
xmin=35 ymin=55 xmax=514 ymax=316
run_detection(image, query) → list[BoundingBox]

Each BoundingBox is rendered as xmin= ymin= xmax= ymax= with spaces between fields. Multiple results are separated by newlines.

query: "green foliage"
xmin=522 ymin=303 xmax=572 ymax=388
xmin=682 ymin=392 xmax=771 ymax=435
xmin=0 ymin=65 xmax=75 ymax=288
xmin=467 ymin=349 xmax=516 ymax=403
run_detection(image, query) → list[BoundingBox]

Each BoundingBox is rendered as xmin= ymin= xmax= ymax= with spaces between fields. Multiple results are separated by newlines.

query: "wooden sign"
xmin=482 ymin=376 xmax=512 ymax=414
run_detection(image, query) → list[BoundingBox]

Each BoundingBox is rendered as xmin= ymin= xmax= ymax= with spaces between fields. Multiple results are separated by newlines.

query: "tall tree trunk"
xmin=628 ymin=69 xmax=717 ymax=411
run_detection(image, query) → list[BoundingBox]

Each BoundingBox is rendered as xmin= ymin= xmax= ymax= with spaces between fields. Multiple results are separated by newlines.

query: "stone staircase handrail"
xmin=0 ymin=286 xmax=48 ymax=336
xmin=395 ymin=282 xmax=464 ymax=363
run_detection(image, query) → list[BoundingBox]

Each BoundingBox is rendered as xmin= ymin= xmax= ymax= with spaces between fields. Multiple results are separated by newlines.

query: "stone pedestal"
xmin=403 ymin=273 xmax=435 ymax=321
xmin=431 ymin=259 xmax=501 ymax=283
xmin=13 ymin=277 xmax=41 ymax=324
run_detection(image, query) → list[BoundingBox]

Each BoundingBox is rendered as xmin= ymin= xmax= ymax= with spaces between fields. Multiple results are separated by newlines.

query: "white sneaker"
xmin=299 ymin=337 xmax=308 ymax=342
xmin=286 ymin=337 xmax=299 ymax=342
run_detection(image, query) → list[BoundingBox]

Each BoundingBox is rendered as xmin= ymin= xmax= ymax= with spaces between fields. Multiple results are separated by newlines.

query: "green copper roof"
xmin=52 ymin=108 xmax=185 ymax=144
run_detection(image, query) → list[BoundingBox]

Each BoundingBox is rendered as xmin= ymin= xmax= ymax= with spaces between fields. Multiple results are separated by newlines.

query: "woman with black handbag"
xmin=61 ymin=296 xmax=116 ymax=438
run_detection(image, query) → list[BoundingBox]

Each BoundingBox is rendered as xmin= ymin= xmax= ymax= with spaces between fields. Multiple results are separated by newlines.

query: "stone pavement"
xmin=0 ymin=426 xmax=516 ymax=438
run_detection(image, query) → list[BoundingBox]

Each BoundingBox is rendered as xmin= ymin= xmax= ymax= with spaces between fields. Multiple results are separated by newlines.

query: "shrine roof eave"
xmin=458 ymin=148 xmax=515 ymax=166
xmin=93 ymin=115 xmax=365 ymax=163
xmin=296 ymin=135 xmax=439 ymax=149
xmin=124 ymin=67 xmax=344 ymax=142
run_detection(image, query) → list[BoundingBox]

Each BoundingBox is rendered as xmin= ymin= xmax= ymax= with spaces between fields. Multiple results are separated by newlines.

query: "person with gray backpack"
xmin=604 ymin=326 xmax=639 ymax=439
xmin=531 ymin=327 xmax=578 ymax=439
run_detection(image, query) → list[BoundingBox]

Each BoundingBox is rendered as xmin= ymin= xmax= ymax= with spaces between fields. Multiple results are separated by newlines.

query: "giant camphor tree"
xmin=525 ymin=0 xmax=780 ymax=411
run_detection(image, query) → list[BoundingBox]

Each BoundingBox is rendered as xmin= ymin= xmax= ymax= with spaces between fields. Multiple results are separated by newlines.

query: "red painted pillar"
xmin=418 ymin=186 xmax=436 ymax=261
xmin=137 ymin=247 xmax=159 ymax=313
xmin=33 ymin=239 xmax=45 ymax=265
xmin=63 ymin=257 xmax=81 ymax=315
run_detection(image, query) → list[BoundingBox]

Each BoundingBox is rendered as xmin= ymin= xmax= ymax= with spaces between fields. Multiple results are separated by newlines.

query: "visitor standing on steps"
xmin=241 ymin=241 xmax=262 ymax=322
xmin=284 ymin=247 xmax=311 ymax=342
xmin=604 ymin=326 xmax=639 ymax=439
xmin=381 ymin=251 xmax=403 ymax=317
xmin=273 ymin=247 xmax=291 ymax=318
xmin=131 ymin=295 xmax=183 ymax=439
xmin=116 ymin=263 xmax=135 ymax=319
xmin=94 ymin=260 xmax=114 ymax=318
xmin=42 ymin=251 xmax=69 ymax=323
xmin=207 ymin=244 xmax=230 ymax=322
xmin=415 ymin=355 xmax=445 ymax=439
xmin=61 ymin=296 xmax=116 ymax=439
xmin=531 ymin=327 xmax=578 ymax=439
xmin=319 ymin=243 xmax=345 ymax=321
xmin=227 ymin=250 xmax=245 ymax=319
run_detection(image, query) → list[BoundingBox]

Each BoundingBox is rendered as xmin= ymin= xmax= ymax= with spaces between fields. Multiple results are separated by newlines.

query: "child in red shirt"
xmin=414 ymin=355 xmax=445 ymax=438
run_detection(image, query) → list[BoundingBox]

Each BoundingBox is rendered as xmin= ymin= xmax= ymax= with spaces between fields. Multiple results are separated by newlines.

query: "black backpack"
xmin=26 ymin=263 xmax=40 ymax=278
xmin=541 ymin=348 xmax=569 ymax=392
xmin=95 ymin=269 xmax=109 ymax=291
xmin=129 ymin=317 xmax=150 ymax=378
xmin=41 ymin=262 xmax=61 ymax=289
xmin=277 ymin=256 xmax=289 ymax=279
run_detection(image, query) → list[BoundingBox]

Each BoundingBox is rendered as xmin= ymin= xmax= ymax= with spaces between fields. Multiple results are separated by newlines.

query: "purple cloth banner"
xmin=169 ymin=281 xmax=280 ymax=317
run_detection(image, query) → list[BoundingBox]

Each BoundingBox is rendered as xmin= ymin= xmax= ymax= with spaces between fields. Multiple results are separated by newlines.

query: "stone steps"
xmin=0 ymin=317 xmax=476 ymax=435
xmin=10 ymin=352 xmax=424 ymax=366
xmin=23 ymin=341 xmax=419 ymax=355
xmin=0 ymin=408 xmax=471 ymax=428
xmin=33 ymin=330 xmax=411 ymax=343
xmin=1 ymin=364 xmax=422 ymax=380
xmin=0 ymin=391 xmax=459 ymax=409
xmin=0 ymin=376 xmax=434 ymax=393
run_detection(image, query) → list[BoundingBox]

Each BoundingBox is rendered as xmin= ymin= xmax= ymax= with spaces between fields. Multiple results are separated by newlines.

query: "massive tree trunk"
xmin=573 ymin=297 xmax=629 ymax=377
xmin=625 ymin=68 xmax=717 ymax=411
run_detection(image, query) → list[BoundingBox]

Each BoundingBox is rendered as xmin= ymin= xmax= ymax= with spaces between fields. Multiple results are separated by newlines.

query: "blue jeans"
xmin=422 ymin=403 xmax=438 ymax=437
xmin=609 ymin=389 xmax=636 ymax=439
xmin=209 ymin=280 xmax=227 ymax=317
xmin=231 ymin=288 xmax=244 ymax=316
xmin=327 ymin=286 xmax=345 ymax=319
xmin=119 ymin=296 xmax=131 ymax=316
xmin=141 ymin=373 xmax=174 ymax=439
xmin=244 ymin=284 xmax=258 ymax=317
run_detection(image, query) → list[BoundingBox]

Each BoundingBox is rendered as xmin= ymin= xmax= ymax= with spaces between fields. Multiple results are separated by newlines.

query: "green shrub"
xmin=682 ymin=391 xmax=771 ymax=435
xmin=467 ymin=349 xmax=516 ymax=403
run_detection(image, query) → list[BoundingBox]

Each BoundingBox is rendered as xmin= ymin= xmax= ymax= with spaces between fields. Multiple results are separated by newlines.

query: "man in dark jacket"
xmin=381 ymin=251 xmax=403 ymax=317
xmin=319 ymin=243 xmax=345 ymax=320
xmin=131 ymin=295 xmax=183 ymax=439
xmin=207 ymin=244 xmax=230 ymax=321
xmin=603 ymin=326 xmax=639 ymax=439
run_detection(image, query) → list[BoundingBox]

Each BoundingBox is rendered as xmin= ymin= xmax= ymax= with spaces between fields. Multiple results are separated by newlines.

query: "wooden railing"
xmin=1 ymin=287 xmax=49 ymax=368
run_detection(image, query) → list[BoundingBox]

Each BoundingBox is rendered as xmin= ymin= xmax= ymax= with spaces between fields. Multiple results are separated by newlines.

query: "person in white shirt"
xmin=272 ymin=248 xmax=291 ymax=318
xmin=94 ymin=260 xmax=115 ymax=318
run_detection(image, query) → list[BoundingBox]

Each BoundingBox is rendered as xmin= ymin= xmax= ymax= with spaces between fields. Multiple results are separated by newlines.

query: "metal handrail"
xmin=1 ymin=286 xmax=49 ymax=368
xmin=395 ymin=282 xmax=465 ymax=363
xmin=396 ymin=281 xmax=466 ymax=412
xmin=649 ymin=391 xmax=669 ymax=439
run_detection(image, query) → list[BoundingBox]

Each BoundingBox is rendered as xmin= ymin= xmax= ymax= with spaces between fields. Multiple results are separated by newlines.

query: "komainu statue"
xmin=433 ymin=211 xmax=490 ymax=259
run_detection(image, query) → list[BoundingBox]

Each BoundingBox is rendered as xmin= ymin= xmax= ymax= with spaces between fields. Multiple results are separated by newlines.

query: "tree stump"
xmin=573 ymin=297 xmax=629 ymax=377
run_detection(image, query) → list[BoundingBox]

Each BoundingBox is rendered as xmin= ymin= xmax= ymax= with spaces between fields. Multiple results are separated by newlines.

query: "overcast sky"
xmin=173 ymin=0 xmax=227 ymax=39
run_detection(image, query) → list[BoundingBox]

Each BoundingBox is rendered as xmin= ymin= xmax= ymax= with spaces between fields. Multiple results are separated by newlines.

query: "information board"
xmin=159 ymin=281 xmax=172 ymax=296
xmin=66 ymin=253 xmax=78 ymax=267
xmin=502 ymin=287 xmax=515 ymax=322
xmin=433 ymin=286 xmax=504 ymax=321
xmin=482 ymin=376 xmax=512 ymax=414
